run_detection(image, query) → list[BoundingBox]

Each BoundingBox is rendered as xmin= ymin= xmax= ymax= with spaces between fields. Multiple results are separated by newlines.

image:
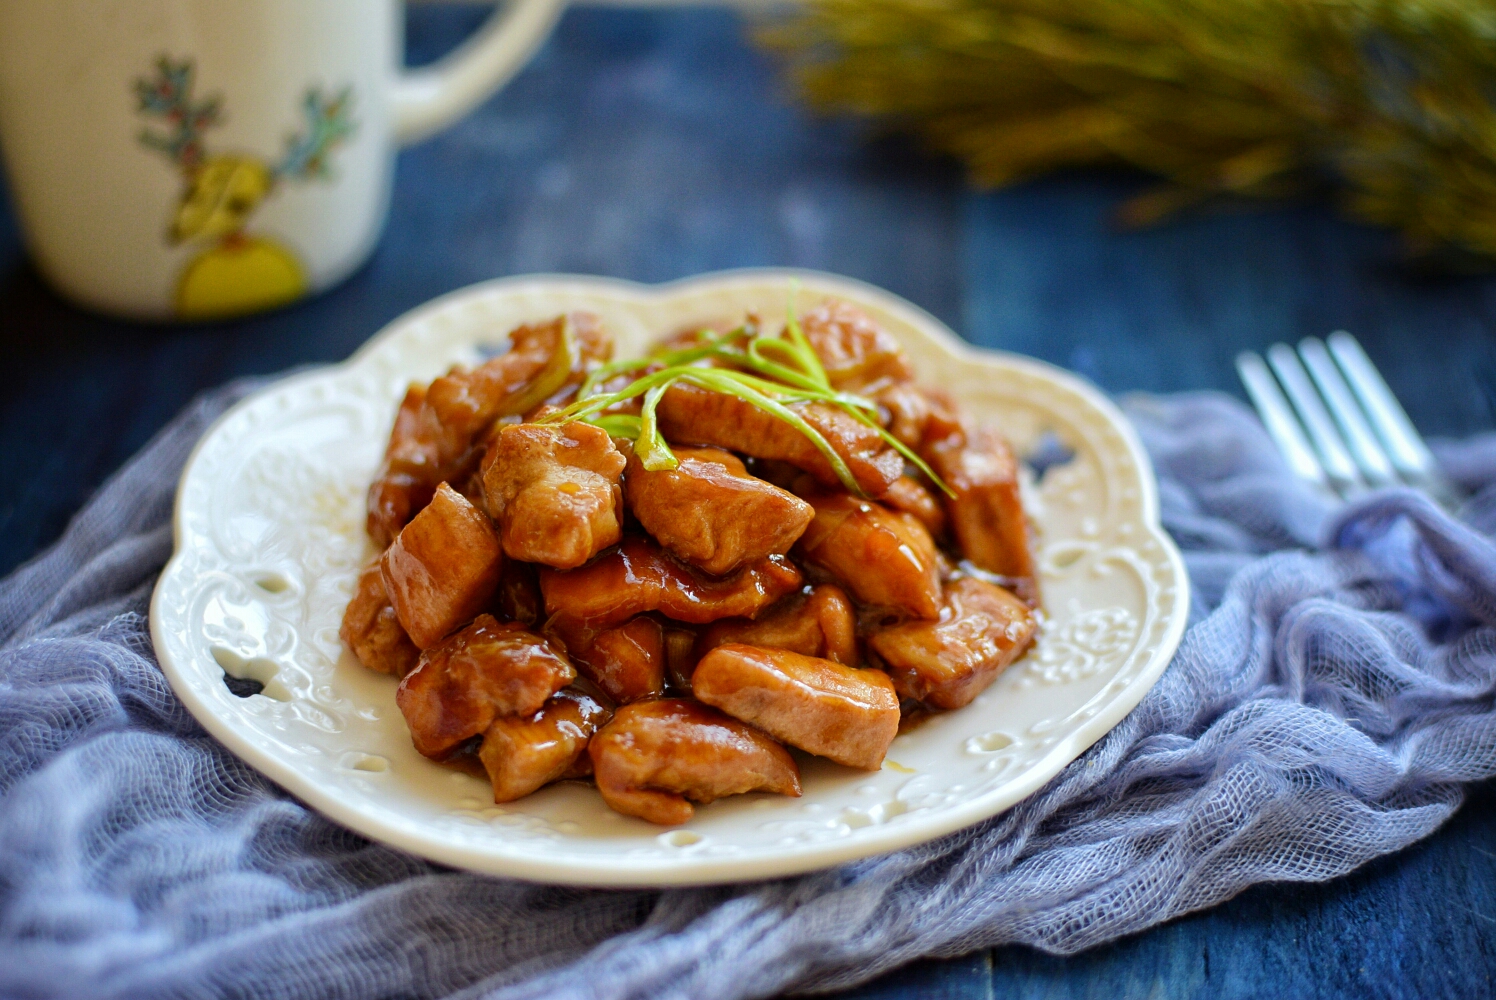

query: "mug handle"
xmin=393 ymin=0 xmax=568 ymax=146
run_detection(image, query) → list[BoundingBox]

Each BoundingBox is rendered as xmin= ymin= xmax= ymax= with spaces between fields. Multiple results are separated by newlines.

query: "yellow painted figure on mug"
xmin=135 ymin=57 xmax=354 ymax=319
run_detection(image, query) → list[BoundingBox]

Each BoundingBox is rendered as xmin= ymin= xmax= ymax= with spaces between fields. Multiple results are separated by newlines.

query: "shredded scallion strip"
xmin=588 ymin=413 xmax=642 ymax=438
xmin=634 ymin=384 xmax=675 ymax=471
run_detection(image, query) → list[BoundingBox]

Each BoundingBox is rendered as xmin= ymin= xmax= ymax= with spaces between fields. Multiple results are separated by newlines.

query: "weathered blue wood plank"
xmin=840 ymin=951 xmax=995 ymax=1000
xmin=964 ymin=175 xmax=1496 ymax=437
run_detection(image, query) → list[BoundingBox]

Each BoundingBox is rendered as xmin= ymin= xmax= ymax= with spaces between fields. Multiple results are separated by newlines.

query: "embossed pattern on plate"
xmin=150 ymin=269 xmax=1189 ymax=886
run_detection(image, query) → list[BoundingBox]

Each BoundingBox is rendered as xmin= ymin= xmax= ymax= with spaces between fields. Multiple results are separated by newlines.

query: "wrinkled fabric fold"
xmin=3 ymin=382 xmax=1496 ymax=999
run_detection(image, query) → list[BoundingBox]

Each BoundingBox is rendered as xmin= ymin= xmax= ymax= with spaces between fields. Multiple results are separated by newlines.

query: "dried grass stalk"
xmin=760 ymin=0 xmax=1496 ymax=259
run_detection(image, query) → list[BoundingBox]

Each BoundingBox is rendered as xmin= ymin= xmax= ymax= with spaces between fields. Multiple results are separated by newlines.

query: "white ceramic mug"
xmin=0 ymin=0 xmax=565 ymax=321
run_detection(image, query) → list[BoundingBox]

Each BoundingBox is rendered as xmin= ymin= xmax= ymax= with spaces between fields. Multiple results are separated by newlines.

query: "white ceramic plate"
xmin=150 ymin=269 xmax=1188 ymax=887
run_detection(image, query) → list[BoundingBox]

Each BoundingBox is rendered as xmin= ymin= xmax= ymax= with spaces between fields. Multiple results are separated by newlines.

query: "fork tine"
xmin=1324 ymin=331 xmax=1437 ymax=480
xmin=1297 ymin=337 xmax=1397 ymax=488
xmin=1266 ymin=343 xmax=1365 ymax=495
xmin=1326 ymin=331 xmax=1465 ymax=510
xmin=1235 ymin=351 xmax=1330 ymax=490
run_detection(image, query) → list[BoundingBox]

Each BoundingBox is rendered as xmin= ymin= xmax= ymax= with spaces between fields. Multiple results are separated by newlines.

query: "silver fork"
xmin=1235 ymin=332 xmax=1462 ymax=510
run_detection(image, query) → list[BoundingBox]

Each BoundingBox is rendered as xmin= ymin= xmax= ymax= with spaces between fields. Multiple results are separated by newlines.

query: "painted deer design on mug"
xmin=134 ymin=57 xmax=355 ymax=319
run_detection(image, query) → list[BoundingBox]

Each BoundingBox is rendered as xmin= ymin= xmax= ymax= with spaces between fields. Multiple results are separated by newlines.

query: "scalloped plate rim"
xmin=150 ymin=267 xmax=1189 ymax=887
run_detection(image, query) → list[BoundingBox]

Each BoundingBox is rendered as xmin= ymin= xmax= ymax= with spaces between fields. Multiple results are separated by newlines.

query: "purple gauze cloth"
xmin=3 ymin=382 xmax=1496 ymax=1000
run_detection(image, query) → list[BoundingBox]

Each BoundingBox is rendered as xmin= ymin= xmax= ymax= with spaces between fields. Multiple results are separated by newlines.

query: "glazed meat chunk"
xmin=366 ymin=385 xmax=440 ymax=547
xmin=482 ymin=421 xmax=626 ymax=568
xmin=478 ymin=686 xmax=612 ymax=803
xmin=381 ymin=483 xmax=504 ymax=649
xmin=875 ymin=381 xmax=933 ymax=449
xmin=868 ymin=577 xmax=1036 ymax=710
xmin=426 ymin=313 xmax=611 ymax=442
xmin=367 ymin=471 xmax=437 ymax=551
xmin=589 ymin=699 xmax=801 ymax=825
xmin=799 ymin=300 xmax=914 ymax=392
xmin=655 ymin=383 xmax=902 ymax=497
xmin=696 ymin=584 xmax=858 ymax=666
xmin=693 ymin=645 xmax=900 ymax=770
xmin=550 ymin=615 xmax=666 ymax=704
xmin=495 ymin=559 xmax=543 ymax=628
xmin=624 ymin=447 xmax=813 ymax=575
xmin=663 ymin=625 xmax=701 ymax=693
xmin=365 ymin=315 xmax=612 ymax=546
xmin=539 ymin=536 xmax=803 ymax=632
xmin=340 ymin=561 xmax=420 ymax=677
xmin=396 ymin=615 xmax=576 ymax=759
xmin=796 ymin=493 xmax=943 ymax=620
xmin=922 ymin=419 xmax=1035 ymax=585
xmin=880 ymin=475 xmax=947 ymax=539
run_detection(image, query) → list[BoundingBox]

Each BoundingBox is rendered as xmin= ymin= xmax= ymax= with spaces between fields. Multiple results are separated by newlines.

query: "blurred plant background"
xmin=762 ymin=0 xmax=1496 ymax=266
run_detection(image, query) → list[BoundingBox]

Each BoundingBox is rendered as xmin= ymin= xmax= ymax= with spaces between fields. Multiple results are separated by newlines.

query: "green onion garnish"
xmin=536 ymin=292 xmax=953 ymax=498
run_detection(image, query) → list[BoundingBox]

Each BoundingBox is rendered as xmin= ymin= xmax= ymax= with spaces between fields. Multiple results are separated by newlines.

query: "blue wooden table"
xmin=2 ymin=6 xmax=1495 ymax=997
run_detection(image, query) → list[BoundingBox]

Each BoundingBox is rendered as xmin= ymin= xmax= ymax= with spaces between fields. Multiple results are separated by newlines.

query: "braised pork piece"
xmin=480 ymin=686 xmax=612 ymax=802
xmin=342 ymin=300 xmax=1039 ymax=824
xmin=623 ymin=447 xmax=814 ymax=576
xmin=396 ymin=614 xmax=576 ymax=759
xmin=340 ymin=562 xmax=420 ymax=677
xmin=692 ymin=644 xmax=900 ymax=770
xmin=590 ymin=699 xmax=802 ymax=824
xmin=482 ymin=420 xmax=627 ymax=569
